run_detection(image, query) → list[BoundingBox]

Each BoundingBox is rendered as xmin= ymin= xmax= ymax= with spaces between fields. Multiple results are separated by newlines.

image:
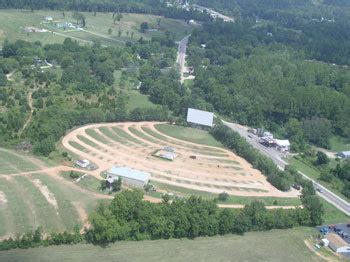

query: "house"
xmin=75 ymin=159 xmax=90 ymax=168
xmin=336 ymin=151 xmax=350 ymax=159
xmin=321 ymin=238 xmax=329 ymax=247
xmin=327 ymin=233 xmax=350 ymax=253
xmin=106 ymin=166 xmax=150 ymax=188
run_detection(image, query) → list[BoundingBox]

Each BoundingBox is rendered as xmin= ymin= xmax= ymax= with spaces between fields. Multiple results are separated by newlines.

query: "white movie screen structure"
xmin=186 ymin=108 xmax=214 ymax=127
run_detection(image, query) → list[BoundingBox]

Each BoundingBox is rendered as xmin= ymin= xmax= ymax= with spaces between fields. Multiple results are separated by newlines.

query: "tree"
xmin=0 ymin=71 xmax=7 ymax=86
xmin=112 ymin=177 xmax=122 ymax=192
xmin=108 ymin=28 xmax=112 ymax=35
xmin=218 ymin=192 xmax=229 ymax=201
xmin=118 ymin=30 xmax=122 ymax=37
xmin=302 ymin=195 xmax=324 ymax=226
xmin=315 ymin=151 xmax=329 ymax=166
xmin=140 ymin=22 xmax=149 ymax=33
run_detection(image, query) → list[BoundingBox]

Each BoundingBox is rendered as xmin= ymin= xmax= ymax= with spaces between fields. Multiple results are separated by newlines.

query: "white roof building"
xmin=106 ymin=166 xmax=150 ymax=188
xmin=274 ymin=139 xmax=290 ymax=151
xmin=186 ymin=108 xmax=214 ymax=127
xmin=337 ymin=151 xmax=350 ymax=159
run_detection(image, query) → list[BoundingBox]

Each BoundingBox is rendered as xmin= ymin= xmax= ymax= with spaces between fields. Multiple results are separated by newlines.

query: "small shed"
xmin=327 ymin=233 xmax=350 ymax=253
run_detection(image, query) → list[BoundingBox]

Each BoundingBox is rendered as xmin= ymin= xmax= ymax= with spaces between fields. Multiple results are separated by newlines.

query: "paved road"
xmin=223 ymin=120 xmax=350 ymax=216
xmin=177 ymin=35 xmax=190 ymax=83
xmin=191 ymin=4 xmax=234 ymax=22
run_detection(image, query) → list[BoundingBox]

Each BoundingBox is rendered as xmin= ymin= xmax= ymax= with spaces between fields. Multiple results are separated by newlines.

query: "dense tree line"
xmin=0 ymin=0 xmax=212 ymax=22
xmin=210 ymin=123 xmax=294 ymax=191
xmin=0 ymin=35 xmax=176 ymax=155
xmin=0 ymin=183 xmax=323 ymax=250
xmin=187 ymin=21 xmax=350 ymax=149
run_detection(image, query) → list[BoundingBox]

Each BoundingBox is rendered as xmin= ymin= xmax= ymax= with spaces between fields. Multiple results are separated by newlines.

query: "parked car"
xmin=320 ymin=227 xmax=329 ymax=234
xmin=316 ymin=187 xmax=323 ymax=193
xmin=347 ymin=223 xmax=350 ymax=228
xmin=292 ymin=184 xmax=301 ymax=190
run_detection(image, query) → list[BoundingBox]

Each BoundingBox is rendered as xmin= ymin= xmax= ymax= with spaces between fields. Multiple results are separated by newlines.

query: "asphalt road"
xmin=223 ymin=120 xmax=350 ymax=216
xmin=177 ymin=35 xmax=190 ymax=83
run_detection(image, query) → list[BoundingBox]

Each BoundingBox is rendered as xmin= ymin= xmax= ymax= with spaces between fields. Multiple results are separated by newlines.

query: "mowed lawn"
xmin=0 ymin=9 xmax=193 ymax=46
xmin=155 ymin=124 xmax=224 ymax=148
xmin=0 ymin=228 xmax=323 ymax=262
xmin=0 ymin=149 xmax=104 ymax=238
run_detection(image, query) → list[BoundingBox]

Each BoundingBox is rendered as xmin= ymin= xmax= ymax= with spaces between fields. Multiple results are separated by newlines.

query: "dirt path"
xmin=304 ymin=239 xmax=339 ymax=261
xmin=61 ymin=122 xmax=299 ymax=198
xmin=18 ymin=91 xmax=34 ymax=138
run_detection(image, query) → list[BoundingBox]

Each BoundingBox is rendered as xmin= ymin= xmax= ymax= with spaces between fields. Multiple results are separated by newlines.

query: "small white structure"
xmin=327 ymin=233 xmax=350 ymax=253
xmin=43 ymin=16 xmax=53 ymax=22
xmin=274 ymin=139 xmax=290 ymax=151
xmin=262 ymin=131 xmax=273 ymax=139
xmin=106 ymin=166 xmax=150 ymax=188
xmin=201 ymin=44 xmax=206 ymax=49
xmin=337 ymin=151 xmax=350 ymax=159
xmin=321 ymin=238 xmax=329 ymax=247
xmin=75 ymin=159 xmax=90 ymax=168
xmin=187 ymin=108 xmax=214 ymax=127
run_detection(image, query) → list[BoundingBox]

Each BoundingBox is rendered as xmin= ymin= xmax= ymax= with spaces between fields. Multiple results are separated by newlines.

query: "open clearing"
xmin=62 ymin=122 xmax=299 ymax=198
xmin=0 ymin=149 xmax=109 ymax=239
xmin=0 ymin=9 xmax=193 ymax=46
xmin=0 ymin=227 xmax=325 ymax=262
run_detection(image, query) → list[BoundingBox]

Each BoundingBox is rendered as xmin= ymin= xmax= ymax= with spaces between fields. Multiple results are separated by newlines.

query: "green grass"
xmin=98 ymin=127 xmax=129 ymax=144
xmin=85 ymin=129 xmax=110 ymax=145
xmin=155 ymin=124 xmax=224 ymax=148
xmin=60 ymin=171 xmax=105 ymax=195
xmin=111 ymin=126 xmax=145 ymax=145
xmin=321 ymin=198 xmax=349 ymax=224
xmin=151 ymin=182 xmax=301 ymax=206
xmin=0 ymin=149 xmax=39 ymax=174
xmin=13 ymin=176 xmax=63 ymax=233
xmin=289 ymin=156 xmax=348 ymax=200
xmin=0 ymin=227 xmax=324 ymax=262
xmin=329 ymin=136 xmax=350 ymax=152
xmin=0 ymin=179 xmax=32 ymax=236
xmin=31 ymin=174 xmax=82 ymax=231
xmin=128 ymin=127 xmax=160 ymax=144
xmin=143 ymin=125 xmax=228 ymax=157
xmin=0 ymin=10 xmax=193 ymax=47
xmin=68 ymin=141 xmax=88 ymax=152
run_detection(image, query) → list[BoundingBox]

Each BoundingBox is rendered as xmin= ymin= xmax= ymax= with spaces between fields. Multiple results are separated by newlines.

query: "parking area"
xmin=317 ymin=223 xmax=350 ymax=243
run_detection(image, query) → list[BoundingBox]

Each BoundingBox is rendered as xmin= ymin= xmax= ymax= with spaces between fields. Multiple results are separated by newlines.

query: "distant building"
xmin=106 ymin=166 xmax=150 ymax=188
xmin=327 ymin=233 xmax=350 ymax=253
xmin=274 ymin=139 xmax=290 ymax=152
xmin=75 ymin=159 xmax=90 ymax=168
xmin=186 ymin=108 xmax=214 ymax=128
xmin=336 ymin=151 xmax=350 ymax=159
xmin=43 ymin=16 xmax=53 ymax=22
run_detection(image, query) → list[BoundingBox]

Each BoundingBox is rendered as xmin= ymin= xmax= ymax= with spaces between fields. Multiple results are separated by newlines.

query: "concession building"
xmin=106 ymin=166 xmax=151 ymax=188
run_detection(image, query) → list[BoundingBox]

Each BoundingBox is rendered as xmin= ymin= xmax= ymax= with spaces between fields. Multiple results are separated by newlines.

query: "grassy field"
xmin=0 ymin=10 xmax=193 ymax=47
xmin=150 ymin=181 xmax=302 ymax=206
xmin=329 ymin=136 xmax=350 ymax=152
xmin=0 ymin=227 xmax=325 ymax=262
xmin=155 ymin=124 xmax=224 ymax=148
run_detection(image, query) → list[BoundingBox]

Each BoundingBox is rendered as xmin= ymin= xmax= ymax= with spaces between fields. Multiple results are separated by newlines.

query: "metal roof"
xmin=186 ymin=108 xmax=214 ymax=127
xmin=327 ymin=233 xmax=349 ymax=248
xmin=107 ymin=166 xmax=150 ymax=182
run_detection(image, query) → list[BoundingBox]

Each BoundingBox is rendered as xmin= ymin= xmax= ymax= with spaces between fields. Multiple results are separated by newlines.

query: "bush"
xmin=69 ymin=171 xmax=80 ymax=179
xmin=218 ymin=192 xmax=229 ymax=201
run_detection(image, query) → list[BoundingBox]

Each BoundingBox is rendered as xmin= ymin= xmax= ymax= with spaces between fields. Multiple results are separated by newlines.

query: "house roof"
xmin=327 ymin=233 xmax=349 ymax=249
xmin=340 ymin=151 xmax=350 ymax=156
xmin=107 ymin=166 xmax=150 ymax=182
